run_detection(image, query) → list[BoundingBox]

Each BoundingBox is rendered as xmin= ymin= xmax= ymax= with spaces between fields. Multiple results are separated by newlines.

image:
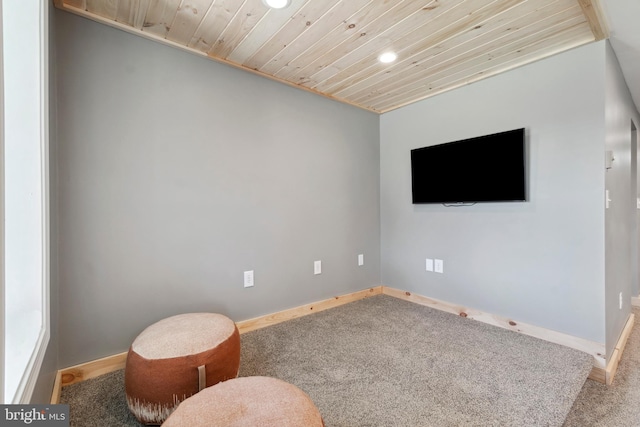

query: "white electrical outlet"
xmin=244 ymin=270 xmax=254 ymax=288
xmin=619 ymin=292 xmax=623 ymax=309
xmin=426 ymin=258 xmax=434 ymax=272
xmin=435 ymin=259 xmax=444 ymax=274
xmin=314 ymin=260 xmax=322 ymax=275
xmin=358 ymin=254 xmax=364 ymax=266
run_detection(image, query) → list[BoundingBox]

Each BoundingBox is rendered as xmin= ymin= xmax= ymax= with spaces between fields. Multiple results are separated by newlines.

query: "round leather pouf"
xmin=124 ymin=313 xmax=240 ymax=425
xmin=163 ymin=376 xmax=325 ymax=427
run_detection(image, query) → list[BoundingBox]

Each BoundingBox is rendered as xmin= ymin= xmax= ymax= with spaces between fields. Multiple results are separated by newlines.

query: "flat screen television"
xmin=411 ymin=128 xmax=526 ymax=204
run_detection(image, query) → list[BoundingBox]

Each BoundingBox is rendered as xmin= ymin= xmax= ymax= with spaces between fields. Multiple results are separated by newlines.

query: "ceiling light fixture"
xmin=378 ymin=51 xmax=397 ymax=64
xmin=262 ymin=0 xmax=291 ymax=9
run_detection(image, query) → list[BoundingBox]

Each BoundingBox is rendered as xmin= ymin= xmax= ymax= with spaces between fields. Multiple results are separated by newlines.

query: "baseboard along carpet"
xmin=61 ymin=295 xmax=593 ymax=426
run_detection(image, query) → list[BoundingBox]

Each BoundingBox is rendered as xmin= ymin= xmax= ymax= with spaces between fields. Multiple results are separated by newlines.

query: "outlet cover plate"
xmin=435 ymin=259 xmax=444 ymax=274
xmin=426 ymin=259 xmax=434 ymax=272
xmin=244 ymin=270 xmax=254 ymax=288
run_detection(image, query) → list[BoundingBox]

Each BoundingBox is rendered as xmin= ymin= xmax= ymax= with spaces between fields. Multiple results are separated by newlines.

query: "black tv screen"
xmin=411 ymin=128 xmax=526 ymax=204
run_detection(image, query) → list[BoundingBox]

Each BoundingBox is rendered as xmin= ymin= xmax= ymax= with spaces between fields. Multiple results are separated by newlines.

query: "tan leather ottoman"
xmin=124 ymin=313 xmax=240 ymax=425
xmin=163 ymin=376 xmax=324 ymax=427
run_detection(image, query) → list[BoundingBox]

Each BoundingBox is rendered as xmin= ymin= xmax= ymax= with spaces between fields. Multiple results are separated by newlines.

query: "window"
xmin=1 ymin=0 xmax=50 ymax=404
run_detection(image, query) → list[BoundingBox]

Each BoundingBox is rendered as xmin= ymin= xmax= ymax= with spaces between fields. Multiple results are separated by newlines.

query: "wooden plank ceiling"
xmin=54 ymin=0 xmax=607 ymax=113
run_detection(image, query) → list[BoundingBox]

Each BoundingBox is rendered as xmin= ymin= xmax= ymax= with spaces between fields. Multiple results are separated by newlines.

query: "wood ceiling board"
xmin=62 ymin=0 xmax=85 ymax=9
xmin=370 ymin=24 xmax=594 ymax=112
xmin=269 ymin=0 xmax=408 ymax=80
xmin=421 ymin=10 xmax=589 ymax=83
xmin=58 ymin=0 xmax=210 ymax=59
xmin=232 ymin=0 xmax=340 ymax=69
xmin=186 ymin=0 xmax=246 ymax=52
xmin=307 ymin=0 xmax=478 ymax=93
xmin=342 ymin=2 xmax=584 ymax=103
xmin=56 ymin=0 xmax=609 ymax=113
xmin=225 ymin=0 xmax=312 ymax=65
xmin=116 ymin=0 xmax=150 ymax=29
xmin=427 ymin=24 xmax=593 ymax=93
xmin=207 ymin=0 xmax=270 ymax=59
xmin=578 ymin=0 xmax=608 ymax=40
xmin=254 ymin=0 xmax=374 ymax=76
xmin=377 ymin=28 xmax=594 ymax=112
xmin=85 ymin=0 xmax=118 ymax=20
xmin=328 ymin=0 xmax=548 ymax=98
xmin=141 ymin=0 xmax=182 ymax=39
xmin=165 ymin=0 xmax=216 ymax=46
xmin=274 ymin=0 xmax=431 ymax=83
xmin=316 ymin=0 xmax=529 ymax=97
xmin=362 ymin=17 xmax=590 ymax=109
xmin=376 ymin=13 xmax=587 ymax=103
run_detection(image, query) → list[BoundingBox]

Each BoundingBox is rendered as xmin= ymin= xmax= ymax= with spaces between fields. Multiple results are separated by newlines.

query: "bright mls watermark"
xmin=1 ymin=405 xmax=69 ymax=426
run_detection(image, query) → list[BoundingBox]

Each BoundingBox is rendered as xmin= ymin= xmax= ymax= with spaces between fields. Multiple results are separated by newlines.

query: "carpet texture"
xmin=563 ymin=307 xmax=640 ymax=426
xmin=239 ymin=295 xmax=591 ymax=427
xmin=61 ymin=295 xmax=594 ymax=426
xmin=60 ymin=370 xmax=139 ymax=426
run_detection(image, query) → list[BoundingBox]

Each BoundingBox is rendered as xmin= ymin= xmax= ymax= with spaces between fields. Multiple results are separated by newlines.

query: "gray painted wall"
xmin=636 ymin=124 xmax=640 ymax=298
xmin=55 ymin=11 xmax=380 ymax=367
xmin=631 ymin=125 xmax=638 ymax=299
xmin=604 ymin=42 xmax=640 ymax=357
xmin=380 ymin=42 xmax=607 ymax=343
xmin=31 ymin=0 xmax=59 ymax=403
xmin=46 ymin=9 xmax=640 ymax=376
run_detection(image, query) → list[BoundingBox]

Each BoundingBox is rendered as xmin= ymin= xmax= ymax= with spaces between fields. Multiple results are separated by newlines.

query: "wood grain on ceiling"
xmin=53 ymin=0 xmax=607 ymax=113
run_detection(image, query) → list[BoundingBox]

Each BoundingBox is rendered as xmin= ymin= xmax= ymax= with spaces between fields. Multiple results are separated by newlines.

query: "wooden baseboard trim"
xmin=381 ymin=286 xmax=607 ymax=373
xmin=50 ymin=371 xmax=62 ymax=404
xmin=236 ymin=286 xmax=382 ymax=334
xmin=53 ymin=283 xmax=624 ymax=403
xmin=52 ymin=286 xmax=383 ymax=401
xmin=589 ymin=313 xmax=635 ymax=385
xmin=60 ymin=351 xmax=129 ymax=388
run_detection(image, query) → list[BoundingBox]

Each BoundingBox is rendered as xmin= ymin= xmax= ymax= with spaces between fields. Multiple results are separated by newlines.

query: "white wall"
xmin=381 ymin=42 xmax=607 ymax=343
xmin=55 ymin=11 xmax=380 ymax=367
xmin=604 ymin=41 xmax=640 ymax=356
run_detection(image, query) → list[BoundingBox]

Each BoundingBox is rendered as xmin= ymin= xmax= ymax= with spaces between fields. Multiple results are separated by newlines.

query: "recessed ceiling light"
xmin=378 ymin=51 xmax=397 ymax=64
xmin=262 ymin=0 xmax=291 ymax=9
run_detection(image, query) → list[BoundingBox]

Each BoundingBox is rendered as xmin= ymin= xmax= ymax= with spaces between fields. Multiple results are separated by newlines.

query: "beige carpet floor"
xmin=238 ymin=295 xmax=592 ymax=426
xmin=563 ymin=306 xmax=640 ymax=426
xmin=61 ymin=295 xmax=597 ymax=426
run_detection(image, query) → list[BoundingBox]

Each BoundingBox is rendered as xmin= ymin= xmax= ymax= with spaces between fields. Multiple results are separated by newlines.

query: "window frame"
xmin=1 ymin=0 xmax=51 ymax=404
